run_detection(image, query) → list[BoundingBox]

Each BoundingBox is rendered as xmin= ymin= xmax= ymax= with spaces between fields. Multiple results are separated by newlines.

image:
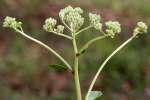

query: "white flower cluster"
xmin=59 ymin=6 xmax=84 ymax=32
xmin=4 ymin=6 xmax=148 ymax=40
xmin=89 ymin=13 xmax=102 ymax=31
xmin=105 ymin=21 xmax=121 ymax=38
xmin=133 ymin=21 xmax=148 ymax=36
xmin=3 ymin=16 xmax=22 ymax=30
xmin=43 ymin=17 xmax=64 ymax=34
xmin=43 ymin=17 xmax=57 ymax=32
xmin=56 ymin=25 xmax=65 ymax=33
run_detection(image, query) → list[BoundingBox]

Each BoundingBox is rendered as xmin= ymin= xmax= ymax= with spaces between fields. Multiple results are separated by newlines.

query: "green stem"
xmin=72 ymin=33 xmax=82 ymax=100
xmin=16 ymin=29 xmax=72 ymax=71
xmin=85 ymin=35 xmax=135 ymax=100
xmin=62 ymin=20 xmax=72 ymax=32
xmin=75 ymin=26 xmax=93 ymax=36
xmin=79 ymin=35 xmax=108 ymax=54
xmin=51 ymin=31 xmax=72 ymax=40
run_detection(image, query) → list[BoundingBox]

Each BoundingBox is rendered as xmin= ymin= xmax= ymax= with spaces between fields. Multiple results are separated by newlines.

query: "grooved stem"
xmin=72 ymin=33 xmax=82 ymax=100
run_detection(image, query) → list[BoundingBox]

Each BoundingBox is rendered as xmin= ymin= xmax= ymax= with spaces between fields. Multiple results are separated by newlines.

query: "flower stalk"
xmin=79 ymin=34 xmax=108 ymax=55
xmin=72 ymin=33 xmax=82 ymax=100
xmin=15 ymin=28 xmax=72 ymax=71
xmin=51 ymin=31 xmax=72 ymax=40
xmin=85 ymin=34 xmax=136 ymax=100
xmin=75 ymin=25 xmax=93 ymax=36
xmin=85 ymin=21 xmax=148 ymax=100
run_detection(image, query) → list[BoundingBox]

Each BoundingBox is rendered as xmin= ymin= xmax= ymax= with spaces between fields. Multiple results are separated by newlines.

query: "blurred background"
xmin=0 ymin=0 xmax=150 ymax=100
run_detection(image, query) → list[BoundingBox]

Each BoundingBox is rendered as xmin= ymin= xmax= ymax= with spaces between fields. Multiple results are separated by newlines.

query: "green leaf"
xmin=87 ymin=91 xmax=103 ymax=100
xmin=49 ymin=64 xmax=68 ymax=71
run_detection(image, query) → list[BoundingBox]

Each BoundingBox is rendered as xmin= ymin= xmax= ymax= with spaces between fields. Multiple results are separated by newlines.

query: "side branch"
xmin=79 ymin=35 xmax=108 ymax=54
xmin=51 ymin=31 xmax=72 ymax=40
xmin=75 ymin=26 xmax=93 ymax=36
xmin=85 ymin=35 xmax=135 ymax=100
xmin=62 ymin=20 xmax=72 ymax=32
xmin=16 ymin=28 xmax=72 ymax=71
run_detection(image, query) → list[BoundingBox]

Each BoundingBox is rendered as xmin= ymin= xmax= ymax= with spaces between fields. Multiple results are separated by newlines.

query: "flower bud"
xmin=3 ymin=16 xmax=22 ymax=30
xmin=133 ymin=21 xmax=148 ymax=36
xmin=94 ymin=23 xmax=102 ymax=31
xmin=105 ymin=21 xmax=121 ymax=38
xmin=89 ymin=13 xmax=102 ymax=31
xmin=66 ymin=12 xmax=84 ymax=32
xmin=56 ymin=25 xmax=64 ymax=33
xmin=43 ymin=17 xmax=57 ymax=32
xmin=89 ymin=13 xmax=101 ymax=25
xmin=59 ymin=6 xmax=84 ymax=32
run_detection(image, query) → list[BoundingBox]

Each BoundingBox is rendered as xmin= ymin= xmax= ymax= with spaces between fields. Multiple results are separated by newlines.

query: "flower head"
xmin=3 ymin=16 xmax=22 ymax=30
xmin=43 ymin=17 xmax=57 ymax=32
xmin=133 ymin=21 xmax=148 ymax=36
xmin=105 ymin=21 xmax=121 ymax=38
xmin=89 ymin=13 xmax=102 ymax=31
xmin=59 ymin=6 xmax=84 ymax=32
xmin=56 ymin=25 xmax=64 ymax=33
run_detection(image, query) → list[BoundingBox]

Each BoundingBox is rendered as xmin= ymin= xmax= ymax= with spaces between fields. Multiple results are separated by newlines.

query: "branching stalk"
xmin=75 ymin=26 xmax=93 ymax=36
xmin=72 ymin=33 xmax=82 ymax=100
xmin=79 ymin=35 xmax=108 ymax=54
xmin=62 ymin=20 xmax=72 ymax=32
xmin=85 ymin=35 xmax=136 ymax=100
xmin=51 ymin=31 xmax=72 ymax=40
xmin=16 ymin=28 xmax=72 ymax=71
